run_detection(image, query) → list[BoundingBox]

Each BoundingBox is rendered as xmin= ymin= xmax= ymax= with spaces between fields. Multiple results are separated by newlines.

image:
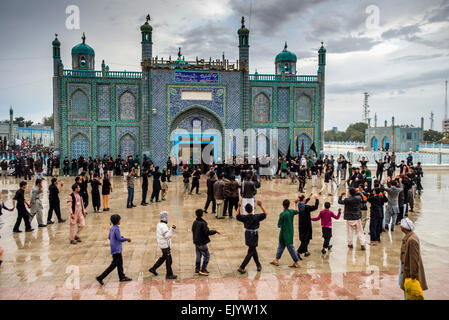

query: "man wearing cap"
xmin=30 ymin=179 xmax=45 ymax=228
xmin=149 ymin=211 xmax=177 ymax=279
xmin=399 ymin=218 xmax=428 ymax=297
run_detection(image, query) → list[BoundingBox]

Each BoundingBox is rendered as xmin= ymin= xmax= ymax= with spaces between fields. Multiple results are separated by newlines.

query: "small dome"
xmin=275 ymin=42 xmax=297 ymax=63
xmin=319 ymin=42 xmax=326 ymax=54
xmin=71 ymin=33 xmax=95 ymax=55
xmin=52 ymin=36 xmax=60 ymax=46
xmin=238 ymin=16 xmax=249 ymax=35
xmin=238 ymin=26 xmax=249 ymax=35
xmin=140 ymin=21 xmax=153 ymax=31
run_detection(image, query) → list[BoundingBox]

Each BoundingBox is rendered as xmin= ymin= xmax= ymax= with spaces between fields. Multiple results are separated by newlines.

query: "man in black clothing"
xmin=402 ymin=174 xmax=414 ymax=214
xmin=296 ymin=194 xmax=319 ymax=258
xmin=204 ymin=171 xmax=217 ymax=214
xmin=166 ymin=157 xmax=172 ymax=182
xmin=298 ymin=165 xmax=307 ymax=193
xmin=12 ymin=181 xmax=33 ymax=233
xmin=236 ymin=200 xmax=267 ymax=274
xmin=189 ymin=167 xmax=201 ymax=194
xmin=47 ymin=178 xmax=66 ymax=224
xmin=47 ymin=155 xmax=53 ymax=177
xmin=141 ymin=168 xmax=149 ymax=206
xmin=150 ymin=166 xmax=162 ymax=202
xmin=367 ymin=188 xmax=388 ymax=245
xmin=374 ymin=157 xmax=384 ymax=181
xmin=63 ymin=157 xmax=70 ymax=176
xmin=191 ymin=209 xmax=220 ymax=276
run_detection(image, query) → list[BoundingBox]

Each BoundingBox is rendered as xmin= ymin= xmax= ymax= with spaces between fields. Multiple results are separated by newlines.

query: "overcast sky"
xmin=0 ymin=0 xmax=448 ymax=130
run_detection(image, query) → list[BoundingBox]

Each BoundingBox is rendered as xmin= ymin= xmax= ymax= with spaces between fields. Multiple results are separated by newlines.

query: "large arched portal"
xmin=169 ymin=107 xmax=223 ymax=166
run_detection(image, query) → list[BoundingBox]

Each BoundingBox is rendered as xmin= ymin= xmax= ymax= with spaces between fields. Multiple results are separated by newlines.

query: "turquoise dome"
xmin=72 ymin=42 xmax=95 ymax=55
xmin=71 ymin=33 xmax=94 ymax=55
xmin=275 ymin=42 xmax=297 ymax=63
xmin=140 ymin=21 xmax=153 ymax=31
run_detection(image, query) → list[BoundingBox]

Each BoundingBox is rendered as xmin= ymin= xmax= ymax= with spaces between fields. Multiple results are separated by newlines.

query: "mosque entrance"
xmin=173 ymin=133 xmax=218 ymax=167
xmin=169 ymin=107 xmax=224 ymax=167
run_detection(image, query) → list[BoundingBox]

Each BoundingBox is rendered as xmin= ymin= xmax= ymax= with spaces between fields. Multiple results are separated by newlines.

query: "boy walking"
xmin=311 ymin=202 xmax=341 ymax=254
xmin=96 ymin=214 xmax=132 ymax=284
xmin=270 ymin=199 xmax=301 ymax=268
xmin=12 ymin=181 xmax=33 ymax=233
xmin=149 ymin=211 xmax=177 ymax=279
xmin=191 ymin=209 xmax=221 ymax=276
xmin=67 ymin=183 xmax=86 ymax=244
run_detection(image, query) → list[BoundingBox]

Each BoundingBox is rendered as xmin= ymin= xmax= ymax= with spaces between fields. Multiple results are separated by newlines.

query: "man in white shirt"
xmin=148 ymin=211 xmax=177 ymax=279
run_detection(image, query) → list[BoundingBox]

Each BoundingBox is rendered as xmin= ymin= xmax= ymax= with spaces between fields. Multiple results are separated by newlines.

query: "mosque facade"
xmin=52 ymin=16 xmax=326 ymax=166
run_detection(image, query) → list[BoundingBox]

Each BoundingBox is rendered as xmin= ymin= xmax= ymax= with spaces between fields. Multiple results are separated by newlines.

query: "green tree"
xmin=423 ymin=129 xmax=444 ymax=143
xmin=42 ymin=114 xmax=54 ymax=129
xmin=13 ymin=116 xmax=25 ymax=127
xmin=325 ymin=122 xmax=367 ymax=142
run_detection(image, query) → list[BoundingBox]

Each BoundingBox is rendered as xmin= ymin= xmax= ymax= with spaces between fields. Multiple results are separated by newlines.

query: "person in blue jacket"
xmin=96 ymin=214 xmax=132 ymax=285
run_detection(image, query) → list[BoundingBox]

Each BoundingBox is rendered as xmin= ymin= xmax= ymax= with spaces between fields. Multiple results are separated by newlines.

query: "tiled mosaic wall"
xmin=277 ymin=87 xmax=289 ymax=122
xmin=61 ymin=79 xmax=141 ymax=160
xmin=97 ymin=84 xmax=110 ymax=120
xmin=150 ymin=69 xmax=242 ymax=167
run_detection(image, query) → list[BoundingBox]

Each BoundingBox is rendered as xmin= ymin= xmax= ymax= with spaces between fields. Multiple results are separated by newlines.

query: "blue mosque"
xmin=52 ymin=15 xmax=326 ymax=166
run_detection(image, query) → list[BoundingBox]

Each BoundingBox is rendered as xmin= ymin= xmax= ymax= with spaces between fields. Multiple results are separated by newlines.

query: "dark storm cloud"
xmin=325 ymin=36 xmax=380 ymax=53
xmin=305 ymin=6 xmax=367 ymax=41
xmin=229 ymin=0 xmax=330 ymax=34
xmin=164 ymin=22 xmax=237 ymax=60
xmin=328 ymin=67 xmax=449 ymax=94
xmin=381 ymin=24 xmax=422 ymax=41
xmin=425 ymin=0 xmax=449 ymax=23
xmin=389 ymin=53 xmax=447 ymax=63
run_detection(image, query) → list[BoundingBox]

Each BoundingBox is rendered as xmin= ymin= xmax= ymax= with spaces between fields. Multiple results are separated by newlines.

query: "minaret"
xmin=8 ymin=106 xmax=13 ymax=145
xmin=52 ymin=34 xmax=62 ymax=156
xmin=141 ymin=14 xmax=153 ymax=158
xmin=318 ymin=42 xmax=326 ymax=152
xmin=238 ymin=16 xmax=250 ymax=131
xmin=141 ymin=14 xmax=153 ymax=62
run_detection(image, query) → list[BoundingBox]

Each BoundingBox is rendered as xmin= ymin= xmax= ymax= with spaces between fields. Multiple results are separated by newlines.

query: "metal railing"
xmin=249 ymin=74 xmax=318 ymax=82
xmin=63 ymin=70 xmax=142 ymax=79
xmin=324 ymin=141 xmax=365 ymax=146
xmin=419 ymin=143 xmax=449 ymax=149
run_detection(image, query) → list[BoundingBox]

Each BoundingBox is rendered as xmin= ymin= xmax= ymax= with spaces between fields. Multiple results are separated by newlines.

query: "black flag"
xmin=309 ymin=142 xmax=318 ymax=157
xmin=286 ymin=142 xmax=291 ymax=161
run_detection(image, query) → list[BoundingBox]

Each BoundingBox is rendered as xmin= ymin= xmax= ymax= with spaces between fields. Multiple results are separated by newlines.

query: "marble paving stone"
xmin=0 ymin=171 xmax=449 ymax=299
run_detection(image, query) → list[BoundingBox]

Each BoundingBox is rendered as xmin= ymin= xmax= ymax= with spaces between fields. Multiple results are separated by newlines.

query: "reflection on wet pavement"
xmin=0 ymin=171 xmax=448 ymax=300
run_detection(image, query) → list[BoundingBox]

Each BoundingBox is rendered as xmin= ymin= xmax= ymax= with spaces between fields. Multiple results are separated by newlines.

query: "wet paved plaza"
xmin=0 ymin=170 xmax=448 ymax=300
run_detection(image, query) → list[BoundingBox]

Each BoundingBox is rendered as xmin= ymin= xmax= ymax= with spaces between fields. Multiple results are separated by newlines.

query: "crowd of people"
xmin=0 ymin=151 xmax=428 ymax=299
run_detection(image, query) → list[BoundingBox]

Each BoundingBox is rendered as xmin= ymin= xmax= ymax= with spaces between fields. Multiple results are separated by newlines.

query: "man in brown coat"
xmin=223 ymin=175 xmax=239 ymax=219
xmin=399 ymin=218 xmax=428 ymax=296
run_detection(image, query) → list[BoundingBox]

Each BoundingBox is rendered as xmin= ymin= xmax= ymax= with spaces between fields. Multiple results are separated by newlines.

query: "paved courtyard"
xmin=0 ymin=170 xmax=448 ymax=300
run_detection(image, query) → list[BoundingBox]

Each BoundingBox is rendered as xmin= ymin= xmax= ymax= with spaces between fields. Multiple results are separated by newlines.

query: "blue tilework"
xmin=119 ymin=134 xmax=136 ymax=158
xmin=67 ymin=83 xmax=91 ymax=120
xmin=221 ymin=71 xmax=241 ymax=129
xmin=71 ymin=133 xmax=89 ymax=159
xmin=277 ymin=87 xmax=289 ymax=122
xmin=151 ymin=70 xmax=172 ymax=167
xmin=251 ymin=87 xmax=272 ymax=123
xmin=119 ymin=91 xmax=136 ymax=120
xmin=278 ymin=128 xmax=289 ymax=156
xmin=97 ymin=85 xmax=111 ymax=120
xmin=294 ymin=88 xmax=315 ymax=122
xmin=169 ymin=86 xmax=225 ymax=119
xmin=97 ymin=127 xmax=111 ymax=157
xmin=116 ymin=84 xmax=139 ymax=121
